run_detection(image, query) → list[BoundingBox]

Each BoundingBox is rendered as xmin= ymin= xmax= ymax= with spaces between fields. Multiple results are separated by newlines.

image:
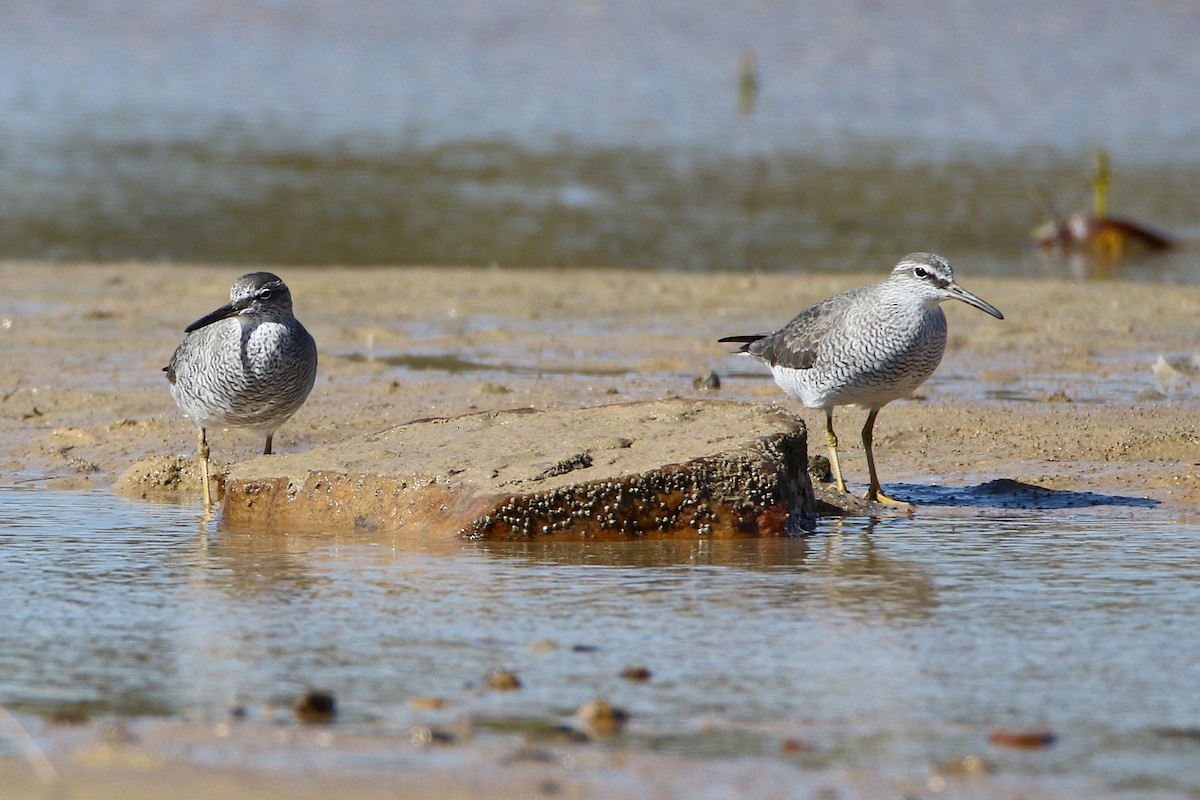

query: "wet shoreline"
xmin=1 ymin=260 xmax=1196 ymax=509
xmin=2 ymin=260 xmax=1200 ymax=506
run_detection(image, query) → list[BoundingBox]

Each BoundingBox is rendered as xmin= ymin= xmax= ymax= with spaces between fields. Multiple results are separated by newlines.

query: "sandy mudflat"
xmin=1 ymin=260 xmax=1196 ymax=509
xmin=1 ymin=260 xmax=1198 ymax=798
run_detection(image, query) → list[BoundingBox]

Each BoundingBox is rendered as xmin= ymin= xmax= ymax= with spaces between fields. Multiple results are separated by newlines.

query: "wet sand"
xmin=1 ymin=260 xmax=1199 ymax=797
xmin=2 ymin=260 xmax=1196 ymax=508
xmin=0 ymin=715 xmax=1144 ymax=800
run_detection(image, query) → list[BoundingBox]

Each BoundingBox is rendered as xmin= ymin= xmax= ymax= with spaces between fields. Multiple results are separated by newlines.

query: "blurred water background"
xmin=2 ymin=0 xmax=1199 ymax=277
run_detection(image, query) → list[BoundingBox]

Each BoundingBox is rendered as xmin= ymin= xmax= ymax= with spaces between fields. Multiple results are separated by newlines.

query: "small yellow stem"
xmin=1093 ymin=149 xmax=1110 ymax=218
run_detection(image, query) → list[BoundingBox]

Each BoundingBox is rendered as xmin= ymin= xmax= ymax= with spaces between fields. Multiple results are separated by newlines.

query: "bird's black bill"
xmin=184 ymin=300 xmax=244 ymax=333
xmin=949 ymin=286 xmax=1004 ymax=320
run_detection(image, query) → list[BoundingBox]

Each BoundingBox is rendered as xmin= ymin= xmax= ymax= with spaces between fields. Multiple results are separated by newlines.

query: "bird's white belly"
xmin=769 ymin=357 xmax=936 ymax=410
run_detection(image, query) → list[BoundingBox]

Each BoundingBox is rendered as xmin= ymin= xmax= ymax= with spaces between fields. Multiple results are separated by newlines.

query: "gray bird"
xmin=720 ymin=253 xmax=1003 ymax=506
xmin=165 ymin=272 xmax=317 ymax=506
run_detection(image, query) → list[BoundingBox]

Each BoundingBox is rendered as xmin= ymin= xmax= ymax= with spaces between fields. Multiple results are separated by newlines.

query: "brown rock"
xmin=221 ymin=399 xmax=840 ymax=539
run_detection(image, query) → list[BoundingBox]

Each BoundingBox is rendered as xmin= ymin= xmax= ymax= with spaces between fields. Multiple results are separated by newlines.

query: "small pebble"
xmin=575 ymin=699 xmax=628 ymax=737
xmin=807 ymin=454 xmax=833 ymax=483
xmin=619 ymin=665 xmax=652 ymax=682
xmin=408 ymin=725 xmax=455 ymax=747
xmin=100 ymin=722 xmax=137 ymax=744
xmin=988 ymin=728 xmax=1056 ymax=749
xmin=937 ymin=754 xmax=994 ymax=776
xmin=693 ymin=371 xmax=721 ymax=391
xmin=410 ymin=696 xmax=447 ymax=711
xmin=485 ymin=668 xmax=523 ymax=691
xmin=294 ymin=690 xmax=337 ymax=724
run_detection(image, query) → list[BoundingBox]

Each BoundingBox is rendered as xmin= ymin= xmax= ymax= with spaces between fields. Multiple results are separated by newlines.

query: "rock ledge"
xmin=222 ymin=399 xmax=834 ymax=538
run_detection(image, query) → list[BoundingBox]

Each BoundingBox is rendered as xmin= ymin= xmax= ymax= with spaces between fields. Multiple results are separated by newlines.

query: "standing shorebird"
xmin=720 ymin=253 xmax=1003 ymax=506
xmin=165 ymin=272 xmax=318 ymax=507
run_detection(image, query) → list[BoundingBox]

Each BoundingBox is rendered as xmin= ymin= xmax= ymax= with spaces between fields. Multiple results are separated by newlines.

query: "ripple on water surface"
xmin=0 ymin=486 xmax=1198 ymax=793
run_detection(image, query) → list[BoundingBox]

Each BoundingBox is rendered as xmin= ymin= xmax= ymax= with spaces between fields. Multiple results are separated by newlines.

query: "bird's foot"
xmin=864 ymin=488 xmax=914 ymax=508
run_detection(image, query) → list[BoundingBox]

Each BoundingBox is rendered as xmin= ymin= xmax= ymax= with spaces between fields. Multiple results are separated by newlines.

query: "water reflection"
xmin=477 ymin=526 xmax=938 ymax=623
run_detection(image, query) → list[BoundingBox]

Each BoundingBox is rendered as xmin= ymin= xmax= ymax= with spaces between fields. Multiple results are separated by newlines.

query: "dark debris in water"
xmin=892 ymin=478 xmax=1158 ymax=510
xmin=44 ymin=705 xmax=94 ymax=726
xmin=1152 ymin=726 xmax=1200 ymax=742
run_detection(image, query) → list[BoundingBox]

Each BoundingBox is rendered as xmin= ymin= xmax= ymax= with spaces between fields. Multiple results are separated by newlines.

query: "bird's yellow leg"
xmin=861 ymin=409 xmax=912 ymax=507
xmin=198 ymin=428 xmax=212 ymax=508
xmin=824 ymin=407 xmax=849 ymax=494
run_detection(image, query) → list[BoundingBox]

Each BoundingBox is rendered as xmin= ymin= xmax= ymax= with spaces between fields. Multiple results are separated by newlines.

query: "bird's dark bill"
xmin=184 ymin=301 xmax=242 ymax=333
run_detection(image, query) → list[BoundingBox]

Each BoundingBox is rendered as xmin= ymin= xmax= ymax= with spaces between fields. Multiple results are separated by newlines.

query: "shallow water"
xmin=2 ymin=487 xmax=1198 ymax=794
xmin=2 ymin=1 xmax=1199 ymax=275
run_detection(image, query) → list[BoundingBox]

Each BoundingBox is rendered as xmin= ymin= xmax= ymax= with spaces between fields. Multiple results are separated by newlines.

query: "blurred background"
xmin=2 ymin=0 xmax=1199 ymax=278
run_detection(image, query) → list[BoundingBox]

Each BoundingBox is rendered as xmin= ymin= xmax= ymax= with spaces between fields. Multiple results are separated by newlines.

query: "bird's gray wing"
xmin=749 ymin=292 xmax=854 ymax=370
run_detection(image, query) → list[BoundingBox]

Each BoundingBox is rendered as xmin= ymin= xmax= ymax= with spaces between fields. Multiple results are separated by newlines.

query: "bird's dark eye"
xmin=259 ymin=289 xmax=273 ymax=300
xmin=913 ymin=267 xmax=929 ymax=278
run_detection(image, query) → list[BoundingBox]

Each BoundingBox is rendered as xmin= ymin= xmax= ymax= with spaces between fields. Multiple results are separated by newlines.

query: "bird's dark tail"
xmin=715 ymin=335 xmax=763 ymax=347
xmin=717 ymin=334 xmax=766 ymax=352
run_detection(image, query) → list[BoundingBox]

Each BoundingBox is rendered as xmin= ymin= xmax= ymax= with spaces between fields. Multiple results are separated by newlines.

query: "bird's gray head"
xmin=889 ymin=253 xmax=1004 ymax=319
xmin=229 ymin=272 xmax=293 ymax=311
xmin=184 ymin=272 xmax=295 ymax=333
